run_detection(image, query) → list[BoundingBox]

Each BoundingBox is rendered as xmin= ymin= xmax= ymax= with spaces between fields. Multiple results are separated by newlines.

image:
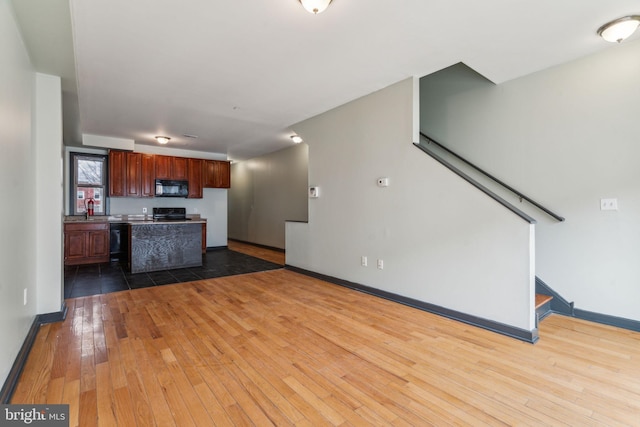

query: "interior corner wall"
xmin=287 ymin=77 xmax=535 ymax=331
xmin=228 ymin=143 xmax=309 ymax=249
xmin=0 ymin=0 xmax=38 ymax=386
xmin=420 ymin=40 xmax=640 ymax=321
xmin=35 ymin=73 xmax=63 ymax=314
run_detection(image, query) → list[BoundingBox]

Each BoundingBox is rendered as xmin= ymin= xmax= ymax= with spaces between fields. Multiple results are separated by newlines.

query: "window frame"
xmin=69 ymin=152 xmax=109 ymax=216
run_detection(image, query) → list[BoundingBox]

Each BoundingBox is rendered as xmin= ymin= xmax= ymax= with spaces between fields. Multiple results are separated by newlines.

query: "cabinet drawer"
xmin=64 ymin=222 xmax=109 ymax=232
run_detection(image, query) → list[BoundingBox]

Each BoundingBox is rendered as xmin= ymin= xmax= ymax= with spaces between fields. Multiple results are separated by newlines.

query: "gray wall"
xmin=229 ymin=143 xmax=309 ymax=249
xmin=420 ymin=40 xmax=640 ymax=321
xmin=287 ymin=78 xmax=536 ymax=332
xmin=0 ymin=0 xmax=39 ymax=386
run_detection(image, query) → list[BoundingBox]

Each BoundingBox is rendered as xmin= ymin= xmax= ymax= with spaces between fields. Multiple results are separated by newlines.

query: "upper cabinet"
xmin=108 ymin=151 xmax=127 ymax=197
xmin=155 ymin=155 xmax=188 ymax=180
xmin=140 ymin=153 xmax=155 ymax=197
xmin=109 ymin=151 xmax=155 ymax=198
xmin=188 ymin=158 xmax=203 ymax=198
xmin=203 ymin=160 xmax=231 ymax=189
xmin=109 ymin=152 xmax=230 ymax=198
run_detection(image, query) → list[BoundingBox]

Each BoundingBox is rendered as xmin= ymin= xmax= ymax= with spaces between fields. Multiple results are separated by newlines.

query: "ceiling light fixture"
xmin=291 ymin=135 xmax=303 ymax=143
xmin=597 ymin=15 xmax=640 ymax=43
xmin=298 ymin=0 xmax=332 ymax=14
xmin=155 ymin=136 xmax=171 ymax=144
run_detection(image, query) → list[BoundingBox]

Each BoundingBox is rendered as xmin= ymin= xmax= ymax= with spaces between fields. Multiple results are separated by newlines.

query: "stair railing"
xmin=419 ymin=132 xmax=565 ymax=222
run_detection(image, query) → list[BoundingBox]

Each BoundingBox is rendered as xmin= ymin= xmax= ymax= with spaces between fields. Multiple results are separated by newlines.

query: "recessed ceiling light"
xmin=291 ymin=135 xmax=303 ymax=144
xmin=155 ymin=136 xmax=170 ymax=144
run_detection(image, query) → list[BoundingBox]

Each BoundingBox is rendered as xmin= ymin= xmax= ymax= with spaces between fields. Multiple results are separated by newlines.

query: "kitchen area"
xmin=63 ymin=149 xmax=281 ymax=298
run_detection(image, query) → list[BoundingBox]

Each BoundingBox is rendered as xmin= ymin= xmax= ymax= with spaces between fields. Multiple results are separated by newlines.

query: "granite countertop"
xmin=64 ymin=214 xmax=206 ymax=224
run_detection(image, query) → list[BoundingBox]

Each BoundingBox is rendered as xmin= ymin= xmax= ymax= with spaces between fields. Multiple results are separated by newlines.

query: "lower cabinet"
xmin=64 ymin=222 xmax=110 ymax=265
xmin=202 ymin=222 xmax=207 ymax=254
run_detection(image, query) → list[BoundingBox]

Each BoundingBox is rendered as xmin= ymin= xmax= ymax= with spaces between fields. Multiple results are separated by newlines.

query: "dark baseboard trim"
xmin=228 ymin=238 xmax=285 ymax=253
xmin=571 ymin=309 xmax=640 ymax=332
xmin=536 ymin=276 xmax=640 ymax=332
xmin=0 ymin=302 xmax=68 ymax=404
xmin=286 ymin=265 xmax=538 ymax=344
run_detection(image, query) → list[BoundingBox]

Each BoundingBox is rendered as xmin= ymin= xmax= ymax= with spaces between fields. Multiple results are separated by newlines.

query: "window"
xmin=71 ymin=153 xmax=107 ymax=215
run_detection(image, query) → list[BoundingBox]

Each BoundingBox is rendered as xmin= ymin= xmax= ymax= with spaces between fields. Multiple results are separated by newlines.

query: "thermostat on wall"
xmin=309 ymin=187 xmax=320 ymax=198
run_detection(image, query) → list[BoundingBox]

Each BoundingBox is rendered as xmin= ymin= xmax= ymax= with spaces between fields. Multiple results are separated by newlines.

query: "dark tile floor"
xmin=64 ymin=249 xmax=283 ymax=299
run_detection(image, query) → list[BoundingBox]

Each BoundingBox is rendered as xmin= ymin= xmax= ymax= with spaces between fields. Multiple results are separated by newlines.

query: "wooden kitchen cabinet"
xmin=203 ymin=160 xmax=231 ymax=188
xmin=108 ymin=151 xmax=127 ymax=197
xmin=201 ymin=222 xmax=207 ymax=254
xmin=64 ymin=222 xmax=110 ymax=265
xmin=111 ymin=152 xmax=155 ymax=198
xmin=188 ymin=158 xmax=203 ymax=198
xmin=125 ymin=152 xmax=142 ymax=197
xmin=156 ymin=155 xmax=189 ymax=180
xmin=141 ymin=153 xmax=155 ymax=197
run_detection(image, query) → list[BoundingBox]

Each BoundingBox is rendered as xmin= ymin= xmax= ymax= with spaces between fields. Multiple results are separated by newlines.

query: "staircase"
xmin=416 ymin=132 xmax=566 ymax=329
xmin=535 ymin=294 xmax=553 ymax=324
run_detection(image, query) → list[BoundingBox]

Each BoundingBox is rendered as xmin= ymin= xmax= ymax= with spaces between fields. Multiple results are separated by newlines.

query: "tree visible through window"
xmin=71 ymin=153 xmax=107 ymax=215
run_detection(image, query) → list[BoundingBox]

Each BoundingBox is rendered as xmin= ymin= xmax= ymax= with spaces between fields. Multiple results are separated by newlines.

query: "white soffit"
xmin=82 ymin=134 xmax=134 ymax=151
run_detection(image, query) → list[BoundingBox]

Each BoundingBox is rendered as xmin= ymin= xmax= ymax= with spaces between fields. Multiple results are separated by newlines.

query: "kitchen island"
xmin=129 ymin=221 xmax=202 ymax=274
xmin=63 ymin=214 xmax=206 ymax=272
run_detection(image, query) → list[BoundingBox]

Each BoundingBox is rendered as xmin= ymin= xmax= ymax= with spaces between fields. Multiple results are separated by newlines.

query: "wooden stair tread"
xmin=535 ymin=294 xmax=553 ymax=309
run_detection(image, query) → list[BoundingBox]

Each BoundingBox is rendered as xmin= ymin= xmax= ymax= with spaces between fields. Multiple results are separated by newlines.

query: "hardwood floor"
xmin=11 ymin=268 xmax=640 ymax=426
xmin=227 ymin=239 xmax=285 ymax=266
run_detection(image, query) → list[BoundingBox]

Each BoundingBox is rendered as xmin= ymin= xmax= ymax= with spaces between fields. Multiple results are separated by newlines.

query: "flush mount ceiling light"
xmin=290 ymin=135 xmax=303 ymax=143
xmin=155 ymin=136 xmax=171 ymax=144
xmin=298 ymin=0 xmax=332 ymax=14
xmin=597 ymin=15 xmax=640 ymax=43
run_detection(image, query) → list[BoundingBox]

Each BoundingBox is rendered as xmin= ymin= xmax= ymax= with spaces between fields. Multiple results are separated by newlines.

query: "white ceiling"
xmin=11 ymin=0 xmax=640 ymax=160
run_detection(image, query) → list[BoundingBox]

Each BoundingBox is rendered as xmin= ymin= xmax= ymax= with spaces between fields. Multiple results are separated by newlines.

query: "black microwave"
xmin=155 ymin=179 xmax=188 ymax=197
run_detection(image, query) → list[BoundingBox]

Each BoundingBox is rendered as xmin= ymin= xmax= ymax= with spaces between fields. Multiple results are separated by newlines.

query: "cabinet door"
xmin=141 ymin=153 xmax=155 ymax=197
xmin=155 ymin=155 xmax=171 ymax=179
xmin=65 ymin=231 xmax=87 ymax=261
xmin=188 ymin=158 xmax=203 ymax=198
xmin=109 ymin=151 xmax=127 ymax=197
xmin=214 ymin=161 xmax=231 ymax=188
xmin=203 ymin=160 xmax=216 ymax=187
xmin=126 ymin=152 xmax=142 ymax=197
xmin=172 ymin=157 xmax=189 ymax=180
xmin=203 ymin=160 xmax=231 ymax=188
xmin=88 ymin=230 xmax=109 ymax=259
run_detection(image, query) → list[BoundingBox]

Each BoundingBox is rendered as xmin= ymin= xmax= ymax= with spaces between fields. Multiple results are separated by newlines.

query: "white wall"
xmin=287 ymin=78 xmax=535 ymax=331
xmin=0 ymin=0 xmax=38 ymax=386
xmin=420 ymin=40 xmax=640 ymax=322
xmin=35 ymin=73 xmax=63 ymax=314
xmin=229 ymin=143 xmax=309 ymax=249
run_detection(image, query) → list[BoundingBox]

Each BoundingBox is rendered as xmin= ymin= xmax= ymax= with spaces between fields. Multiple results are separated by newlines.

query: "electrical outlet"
xmin=142 ymin=207 xmax=147 ymax=213
xmin=23 ymin=288 xmax=27 ymax=306
xmin=377 ymin=259 xmax=384 ymax=270
xmin=600 ymin=198 xmax=618 ymax=211
xmin=361 ymin=256 xmax=368 ymax=267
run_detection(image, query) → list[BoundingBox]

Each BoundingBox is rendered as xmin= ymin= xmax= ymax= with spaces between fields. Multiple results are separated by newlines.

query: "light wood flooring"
xmin=227 ymin=240 xmax=285 ymax=266
xmin=10 ymin=245 xmax=640 ymax=426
